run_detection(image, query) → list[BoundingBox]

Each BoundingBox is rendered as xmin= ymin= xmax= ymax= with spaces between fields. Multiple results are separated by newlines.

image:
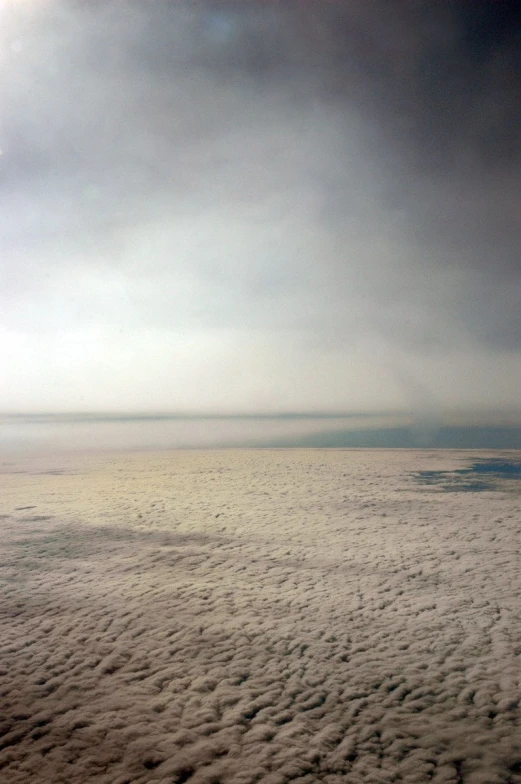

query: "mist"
xmin=1 ymin=1 xmax=520 ymax=413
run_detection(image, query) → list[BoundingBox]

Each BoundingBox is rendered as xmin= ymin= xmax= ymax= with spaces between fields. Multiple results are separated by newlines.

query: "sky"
xmin=1 ymin=0 xmax=520 ymax=414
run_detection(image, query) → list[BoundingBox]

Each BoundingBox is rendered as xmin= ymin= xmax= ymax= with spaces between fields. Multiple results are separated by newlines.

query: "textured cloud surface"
xmin=1 ymin=449 xmax=520 ymax=782
xmin=1 ymin=1 xmax=520 ymax=411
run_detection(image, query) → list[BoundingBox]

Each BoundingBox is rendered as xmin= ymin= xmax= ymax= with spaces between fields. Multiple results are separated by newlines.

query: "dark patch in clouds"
xmin=297 ymin=0 xmax=521 ymax=347
xmin=1 ymin=1 xmax=520 ymax=411
xmin=415 ymin=456 xmax=521 ymax=492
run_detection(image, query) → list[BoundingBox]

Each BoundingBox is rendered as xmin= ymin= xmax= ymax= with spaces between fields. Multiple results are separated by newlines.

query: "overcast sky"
xmin=1 ymin=0 xmax=520 ymax=413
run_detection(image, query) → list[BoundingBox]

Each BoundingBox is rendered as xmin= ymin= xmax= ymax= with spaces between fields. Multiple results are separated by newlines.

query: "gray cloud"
xmin=1 ymin=1 xmax=520 ymax=411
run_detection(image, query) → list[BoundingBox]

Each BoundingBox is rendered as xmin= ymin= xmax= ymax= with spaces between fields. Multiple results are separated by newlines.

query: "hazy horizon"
xmin=2 ymin=408 xmax=521 ymax=453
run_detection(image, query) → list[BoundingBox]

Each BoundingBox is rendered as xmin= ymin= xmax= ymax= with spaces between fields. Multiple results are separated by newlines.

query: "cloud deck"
xmin=1 ymin=449 xmax=520 ymax=782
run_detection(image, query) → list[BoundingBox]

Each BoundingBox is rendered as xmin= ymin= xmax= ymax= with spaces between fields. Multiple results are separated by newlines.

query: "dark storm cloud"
xmin=1 ymin=0 xmax=520 ymax=364
xmin=290 ymin=0 xmax=521 ymax=347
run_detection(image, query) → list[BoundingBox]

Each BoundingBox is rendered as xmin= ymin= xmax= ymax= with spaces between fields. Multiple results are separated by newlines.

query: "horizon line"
xmin=2 ymin=407 xmax=521 ymax=421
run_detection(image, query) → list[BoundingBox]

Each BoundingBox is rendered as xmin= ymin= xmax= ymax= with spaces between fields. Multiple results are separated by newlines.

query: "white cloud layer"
xmin=1 ymin=449 xmax=520 ymax=782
